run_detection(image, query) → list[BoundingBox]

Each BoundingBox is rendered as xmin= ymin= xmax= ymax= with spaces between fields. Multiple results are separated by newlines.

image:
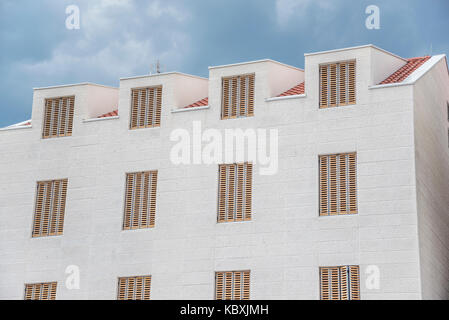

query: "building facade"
xmin=0 ymin=44 xmax=448 ymax=300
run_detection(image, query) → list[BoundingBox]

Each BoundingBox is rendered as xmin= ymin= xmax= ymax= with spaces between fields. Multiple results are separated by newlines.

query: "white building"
xmin=0 ymin=44 xmax=448 ymax=300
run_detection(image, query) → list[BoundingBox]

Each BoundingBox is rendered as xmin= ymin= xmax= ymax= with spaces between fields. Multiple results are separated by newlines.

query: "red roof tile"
xmin=379 ymin=56 xmax=431 ymax=84
xmin=184 ymin=97 xmax=208 ymax=108
xmin=98 ymin=110 xmax=118 ymax=118
xmin=277 ymin=82 xmax=305 ymax=97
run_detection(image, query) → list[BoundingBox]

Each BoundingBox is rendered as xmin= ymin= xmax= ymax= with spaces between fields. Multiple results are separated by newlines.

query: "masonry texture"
xmin=0 ymin=45 xmax=448 ymax=300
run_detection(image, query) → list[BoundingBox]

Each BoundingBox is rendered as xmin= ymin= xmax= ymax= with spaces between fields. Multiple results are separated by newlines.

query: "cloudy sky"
xmin=0 ymin=0 xmax=448 ymax=127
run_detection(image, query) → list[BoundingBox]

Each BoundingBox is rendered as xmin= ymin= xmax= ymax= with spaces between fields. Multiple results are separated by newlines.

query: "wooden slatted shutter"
xmin=32 ymin=179 xmax=68 ymax=237
xmin=123 ymin=171 xmax=157 ymax=230
xmin=320 ymin=266 xmax=360 ymax=300
xmin=319 ymin=61 xmax=356 ymax=108
xmin=349 ymin=266 xmax=360 ymax=300
xmin=244 ymin=163 xmax=252 ymax=221
xmin=215 ymin=271 xmax=250 ymax=300
xmin=217 ymin=163 xmax=252 ymax=223
xmin=319 ymin=65 xmax=329 ymax=108
xmin=218 ymin=165 xmax=227 ymax=222
xmin=24 ymin=282 xmax=57 ymax=300
xmin=117 ymin=276 xmax=151 ymax=300
xmin=348 ymin=61 xmax=356 ymax=104
xmin=221 ymin=74 xmax=255 ymax=119
xmin=42 ymin=96 xmax=74 ymax=139
xmin=130 ymin=87 xmax=162 ymax=129
xmin=319 ymin=153 xmax=357 ymax=216
xmin=329 ymin=64 xmax=337 ymax=107
xmin=348 ymin=153 xmax=357 ymax=214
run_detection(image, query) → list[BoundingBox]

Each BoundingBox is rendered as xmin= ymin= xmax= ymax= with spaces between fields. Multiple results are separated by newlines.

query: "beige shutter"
xmin=242 ymin=271 xmax=250 ymax=300
xmin=149 ymin=171 xmax=157 ymax=227
xmin=154 ymin=87 xmax=162 ymax=126
xmin=329 ymin=155 xmax=338 ymax=215
xmin=244 ymin=163 xmax=252 ymax=221
xmin=247 ymin=74 xmax=255 ymax=116
xmin=123 ymin=171 xmax=157 ymax=230
xmin=123 ymin=174 xmax=134 ymax=230
xmin=218 ymin=165 xmax=227 ymax=222
xmin=319 ymin=156 xmax=328 ymax=216
xmin=320 ymin=268 xmax=330 ymax=300
xmin=222 ymin=74 xmax=254 ymax=119
xmin=319 ymin=153 xmax=357 ymax=216
xmin=348 ymin=153 xmax=357 ymax=213
xmin=329 ymin=64 xmax=337 ymax=107
xmin=319 ymin=65 xmax=329 ymax=108
xmin=132 ymin=173 xmax=142 ymax=229
xmin=130 ymin=87 xmax=162 ymax=129
xmin=24 ymin=282 xmax=57 ymax=300
xmin=215 ymin=272 xmax=224 ymax=300
xmin=340 ymin=266 xmax=349 ymax=300
xmin=339 ymin=155 xmax=348 ymax=214
xmin=234 ymin=271 xmax=242 ymax=300
xmin=348 ymin=61 xmax=356 ymax=104
xmin=222 ymin=79 xmax=231 ymax=119
xmin=42 ymin=96 xmax=74 ymax=139
xmin=138 ymin=88 xmax=147 ymax=128
xmin=236 ymin=164 xmax=244 ymax=221
xmin=130 ymin=89 xmax=139 ymax=129
xmin=227 ymin=165 xmax=236 ymax=221
xmin=33 ymin=179 xmax=68 ymax=237
xmin=349 ymin=266 xmax=360 ymax=300
xmin=118 ymin=278 xmax=126 ymax=300
xmin=339 ymin=63 xmax=347 ymax=105
xmin=225 ymin=272 xmax=233 ymax=300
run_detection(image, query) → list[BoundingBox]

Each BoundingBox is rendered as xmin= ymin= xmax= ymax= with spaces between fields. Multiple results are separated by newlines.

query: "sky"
xmin=0 ymin=0 xmax=448 ymax=127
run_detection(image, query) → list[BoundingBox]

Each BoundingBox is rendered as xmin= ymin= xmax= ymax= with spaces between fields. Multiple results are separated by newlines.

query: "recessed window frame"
xmin=221 ymin=73 xmax=255 ymax=119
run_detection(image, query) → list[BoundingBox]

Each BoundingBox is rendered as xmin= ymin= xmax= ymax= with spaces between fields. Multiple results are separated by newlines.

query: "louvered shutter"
xmin=217 ymin=163 xmax=252 ymax=223
xmin=319 ymin=65 xmax=329 ymax=108
xmin=33 ymin=179 xmax=68 ymax=237
xmin=123 ymin=171 xmax=157 ymax=230
xmin=244 ymin=163 xmax=252 ymax=221
xmin=242 ymin=271 xmax=250 ymax=300
xmin=42 ymin=96 xmax=74 ymax=138
xmin=130 ymin=87 xmax=162 ymax=129
xmin=319 ymin=153 xmax=357 ymax=216
xmin=349 ymin=266 xmax=360 ymax=300
xmin=319 ymin=61 xmax=356 ymax=108
xmin=340 ymin=266 xmax=349 ymax=300
xmin=227 ymin=165 xmax=236 ymax=221
xmin=319 ymin=156 xmax=328 ymax=216
xmin=329 ymin=64 xmax=337 ymax=107
xmin=236 ymin=164 xmax=244 ymax=221
xmin=24 ymin=282 xmax=57 ymax=300
xmin=149 ymin=171 xmax=157 ymax=227
xmin=222 ymin=74 xmax=255 ymax=119
xmin=215 ymin=272 xmax=224 ymax=300
xmin=348 ymin=61 xmax=356 ymax=104
xmin=216 ymin=271 xmax=250 ymax=300
xmin=348 ymin=153 xmax=357 ymax=214
xmin=320 ymin=268 xmax=330 ymax=300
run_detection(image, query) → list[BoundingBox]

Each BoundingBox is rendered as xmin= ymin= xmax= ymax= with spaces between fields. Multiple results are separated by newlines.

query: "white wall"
xmin=413 ymin=57 xmax=449 ymax=299
xmin=1 ymin=47 xmax=444 ymax=300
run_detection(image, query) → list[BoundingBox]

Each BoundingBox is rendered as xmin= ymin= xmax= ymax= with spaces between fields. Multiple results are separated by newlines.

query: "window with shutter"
xmin=222 ymin=74 xmax=254 ymax=119
xmin=130 ymin=86 xmax=162 ymax=129
xmin=24 ymin=282 xmax=57 ymax=300
xmin=117 ymin=276 xmax=151 ymax=300
xmin=319 ymin=153 xmax=357 ymax=216
xmin=320 ymin=266 xmax=360 ymax=300
xmin=42 ymin=96 xmax=75 ymax=138
xmin=217 ymin=163 xmax=252 ymax=223
xmin=215 ymin=270 xmax=250 ymax=300
xmin=123 ymin=171 xmax=157 ymax=230
xmin=319 ymin=61 xmax=356 ymax=108
xmin=32 ymin=179 xmax=68 ymax=237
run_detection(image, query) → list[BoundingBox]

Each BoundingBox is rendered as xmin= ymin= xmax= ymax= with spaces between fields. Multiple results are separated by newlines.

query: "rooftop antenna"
xmin=150 ymin=59 xmax=164 ymax=75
